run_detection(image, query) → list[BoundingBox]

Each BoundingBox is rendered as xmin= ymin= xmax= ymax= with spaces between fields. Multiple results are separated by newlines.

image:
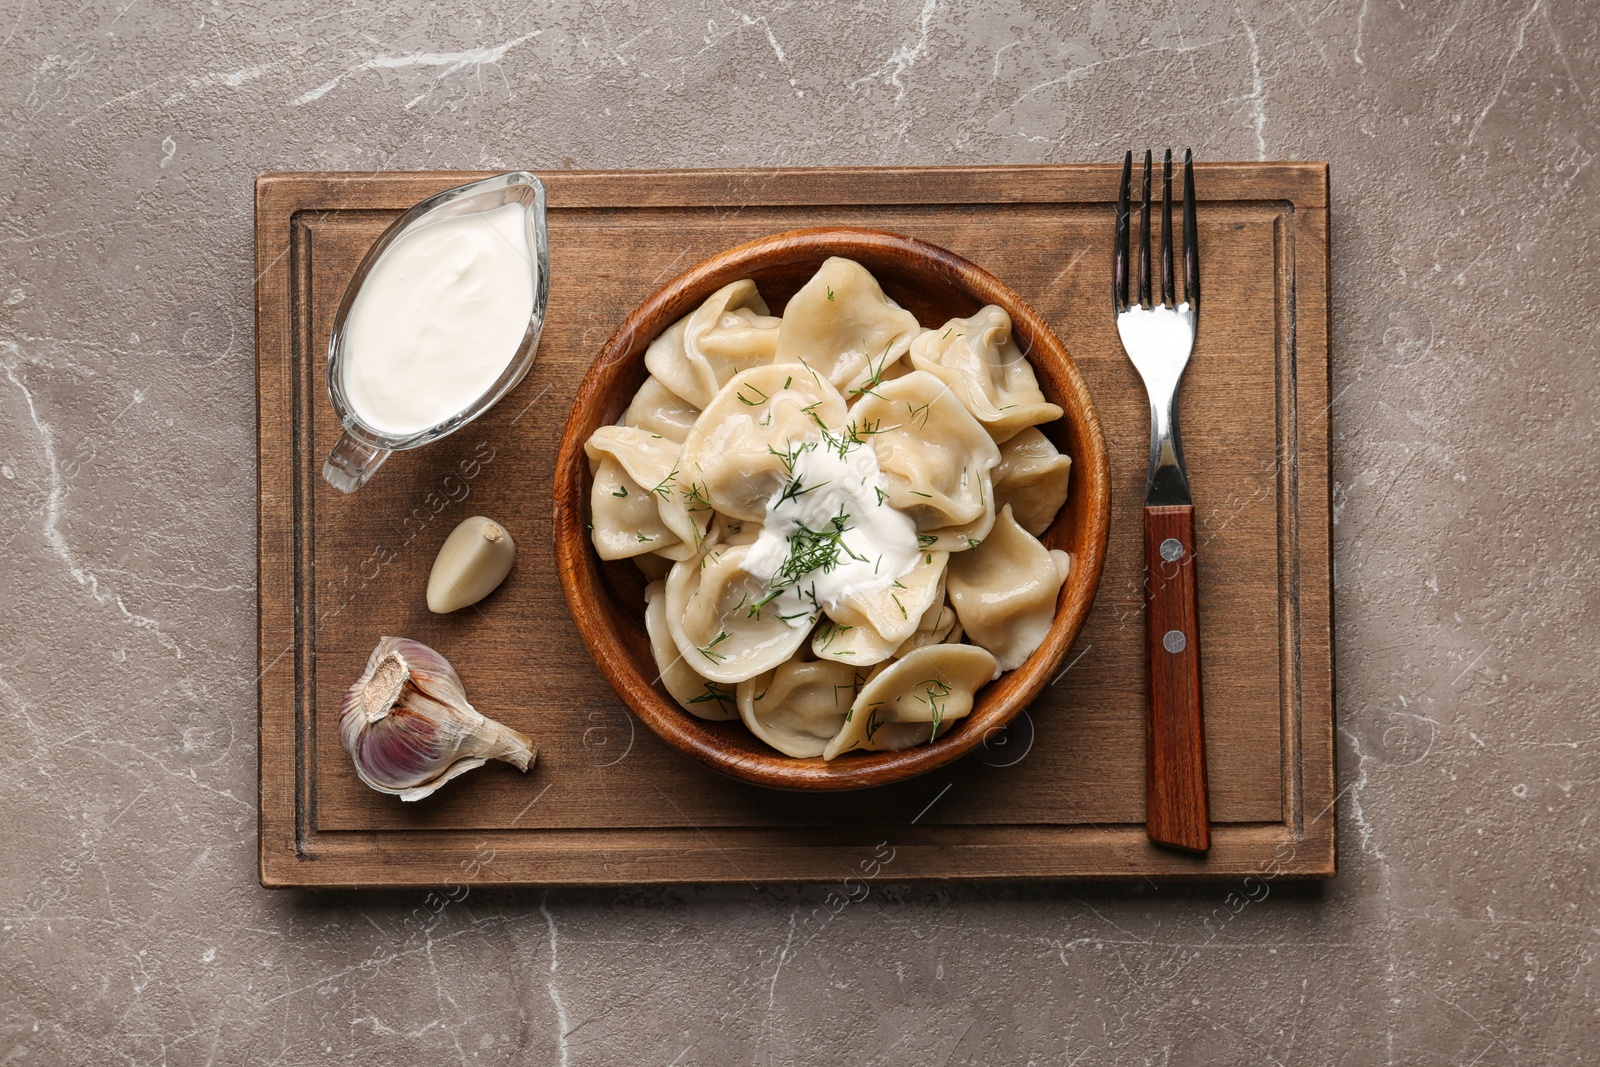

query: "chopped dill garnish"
xmin=909 ymin=490 xmax=932 ymax=499
xmin=697 ymin=630 xmax=731 ymax=663
xmin=913 ymin=679 xmax=953 ymax=743
xmin=848 ymin=344 xmax=896 ymax=400
xmin=826 ymin=286 xmax=835 ymax=301
xmin=875 ymin=486 xmax=889 ymax=507
xmin=768 ymin=440 xmax=808 ymax=474
xmin=685 ymin=681 xmax=735 ymax=707
xmin=612 ymin=485 xmax=629 ymax=498
xmin=817 ymin=420 xmax=892 ymax=461
xmin=917 ymin=534 xmax=939 ymax=548
xmin=650 ymin=465 xmax=678 ymax=499
xmin=736 ymin=383 xmax=769 ymax=406
xmin=815 ymin=619 xmax=854 ymax=651
xmin=775 ymin=475 xmax=828 ymax=506
xmin=680 ymin=481 xmax=713 ymax=513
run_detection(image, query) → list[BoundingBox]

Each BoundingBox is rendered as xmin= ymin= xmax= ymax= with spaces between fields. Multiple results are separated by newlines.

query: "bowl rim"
xmin=552 ymin=226 xmax=1111 ymax=791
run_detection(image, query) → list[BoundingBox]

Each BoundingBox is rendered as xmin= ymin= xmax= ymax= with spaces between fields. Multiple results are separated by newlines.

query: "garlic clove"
xmin=427 ymin=516 xmax=516 ymax=613
xmin=340 ymin=636 xmax=535 ymax=801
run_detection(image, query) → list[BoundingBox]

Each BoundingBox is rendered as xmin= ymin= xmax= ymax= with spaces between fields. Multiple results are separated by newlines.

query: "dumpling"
xmin=823 ymin=644 xmax=997 ymax=759
xmin=852 ymin=371 xmax=1000 ymax=551
xmin=992 ymin=427 xmax=1072 ymax=535
xmin=1051 ymin=549 xmax=1072 ymax=584
xmin=945 ymin=504 xmax=1066 ymax=671
xmin=678 ymin=363 xmax=848 ymax=522
xmin=812 ymin=550 xmax=948 ymax=667
xmin=736 ymin=654 xmax=861 ymax=757
xmin=892 ymin=587 xmax=961 ymax=658
xmin=585 ymin=422 xmax=710 ymax=563
xmin=909 ymin=305 xmax=1063 ymax=442
xmin=585 ymin=426 xmax=693 ymax=560
xmin=664 ymin=545 xmax=814 ymax=684
xmin=774 ymin=257 xmax=922 ymax=396
xmin=644 ymin=580 xmax=738 ymax=720
xmin=622 ymin=375 xmax=701 ymax=443
xmin=644 ymin=280 xmax=781 ymax=409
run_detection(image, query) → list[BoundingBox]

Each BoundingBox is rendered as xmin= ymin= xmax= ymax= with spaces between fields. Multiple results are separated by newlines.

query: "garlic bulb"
xmin=341 ymin=636 xmax=535 ymax=801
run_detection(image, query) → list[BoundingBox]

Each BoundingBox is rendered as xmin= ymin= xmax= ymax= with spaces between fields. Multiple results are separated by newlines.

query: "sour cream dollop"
xmin=742 ymin=437 xmax=920 ymax=625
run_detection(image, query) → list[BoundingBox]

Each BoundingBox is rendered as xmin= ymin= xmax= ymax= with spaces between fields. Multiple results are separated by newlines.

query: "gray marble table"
xmin=2 ymin=1 xmax=1595 ymax=1063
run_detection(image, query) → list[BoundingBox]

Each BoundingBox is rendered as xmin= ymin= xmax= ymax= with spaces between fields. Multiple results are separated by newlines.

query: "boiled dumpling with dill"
xmin=644 ymin=580 xmax=738 ymax=720
xmin=678 ymin=363 xmax=848 ymax=523
xmin=585 ymin=426 xmax=693 ymax=560
xmin=644 ymin=279 xmax=782 ymax=409
xmin=811 ymin=549 xmax=947 ymax=667
xmin=946 ymin=504 xmax=1070 ymax=672
xmin=823 ymin=644 xmax=997 ymax=759
xmin=909 ymin=305 xmax=1063 ymax=442
xmin=621 ymin=375 xmax=702 ymax=443
xmin=664 ymin=544 xmax=815 ymax=684
xmin=891 ymin=577 xmax=962 ymax=658
xmin=774 ymin=257 xmax=921 ymax=396
xmin=585 ymin=261 xmax=1078 ymax=760
xmin=736 ymin=654 xmax=863 ymax=758
xmin=852 ymin=371 xmax=1001 ymax=552
xmin=992 ymin=427 xmax=1072 ymax=536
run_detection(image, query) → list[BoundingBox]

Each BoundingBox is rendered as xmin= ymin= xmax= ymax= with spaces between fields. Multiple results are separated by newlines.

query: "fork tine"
xmin=1114 ymin=150 xmax=1131 ymax=313
xmin=1160 ymin=149 xmax=1175 ymax=309
xmin=1183 ymin=148 xmax=1200 ymax=310
xmin=1138 ymin=149 xmax=1152 ymax=309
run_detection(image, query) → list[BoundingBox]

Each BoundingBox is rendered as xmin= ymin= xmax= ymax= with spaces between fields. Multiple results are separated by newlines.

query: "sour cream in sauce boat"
xmin=322 ymin=171 xmax=550 ymax=493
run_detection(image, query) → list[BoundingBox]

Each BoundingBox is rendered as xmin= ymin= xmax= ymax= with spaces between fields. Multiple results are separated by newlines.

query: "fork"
xmin=1114 ymin=148 xmax=1210 ymax=853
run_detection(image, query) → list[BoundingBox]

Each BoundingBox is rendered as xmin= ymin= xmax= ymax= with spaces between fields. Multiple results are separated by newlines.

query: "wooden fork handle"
xmin=1144 ymin=504 xmax=1211 ymax=853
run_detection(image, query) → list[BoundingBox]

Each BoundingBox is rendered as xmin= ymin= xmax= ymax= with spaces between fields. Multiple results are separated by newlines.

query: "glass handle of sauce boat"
xmin=322 ymin=432 xmax=393 ymax=493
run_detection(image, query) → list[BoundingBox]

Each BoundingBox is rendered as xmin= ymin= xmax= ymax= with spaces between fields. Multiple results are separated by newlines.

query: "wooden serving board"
xmin=256 ymin=164 xmax=1333 ymax=887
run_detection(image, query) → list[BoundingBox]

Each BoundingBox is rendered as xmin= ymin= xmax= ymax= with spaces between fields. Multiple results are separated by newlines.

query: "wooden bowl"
xmin=553 ymin=228 xmax=1110 ymax=791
